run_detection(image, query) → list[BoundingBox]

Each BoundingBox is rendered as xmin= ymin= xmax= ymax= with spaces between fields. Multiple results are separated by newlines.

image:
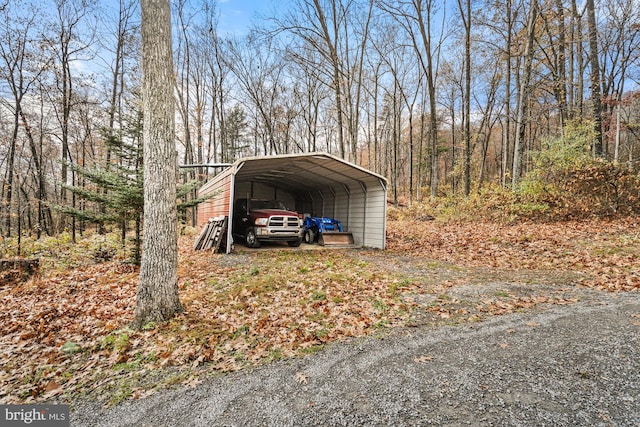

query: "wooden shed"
xmin=197 ymin=152 xmax=388 ymax=253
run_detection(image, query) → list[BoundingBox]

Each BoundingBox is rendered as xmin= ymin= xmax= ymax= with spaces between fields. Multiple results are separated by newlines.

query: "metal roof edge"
xmin=197 ymin=165 xmax=233 ymax=195
xmin=233 ymin=152 xmax=388 ymax=185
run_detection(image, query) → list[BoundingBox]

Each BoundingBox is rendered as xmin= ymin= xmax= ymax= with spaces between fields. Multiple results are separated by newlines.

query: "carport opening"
xmin=195 ymin=153 xmax=387 ymax=253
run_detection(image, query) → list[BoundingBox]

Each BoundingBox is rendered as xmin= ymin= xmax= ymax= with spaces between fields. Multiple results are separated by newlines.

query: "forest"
xmin=1 ymin=0 xmax=640 ymax=241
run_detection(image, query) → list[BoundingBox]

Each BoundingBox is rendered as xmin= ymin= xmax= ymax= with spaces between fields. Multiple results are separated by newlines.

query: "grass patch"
xmin=310 ymin=290 xmax=327 ymax=301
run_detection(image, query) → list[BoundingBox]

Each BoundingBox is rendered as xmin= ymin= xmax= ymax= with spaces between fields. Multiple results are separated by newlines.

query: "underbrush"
xmin=0 ymin=226 xmax=198 ymax=272
xmin=388 ymin=162 xmax=640 ymax=224
xmin=0 ymin=232 xmax=129 ymax=273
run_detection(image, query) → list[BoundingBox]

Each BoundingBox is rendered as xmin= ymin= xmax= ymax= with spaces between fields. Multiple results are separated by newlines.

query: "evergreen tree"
xmin=56 ymin=114 xmax=210 ymax=264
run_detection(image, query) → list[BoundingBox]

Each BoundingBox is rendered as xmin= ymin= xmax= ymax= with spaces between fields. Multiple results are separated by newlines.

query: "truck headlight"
xmin=255 ymin=218 xmax=268 ymax=226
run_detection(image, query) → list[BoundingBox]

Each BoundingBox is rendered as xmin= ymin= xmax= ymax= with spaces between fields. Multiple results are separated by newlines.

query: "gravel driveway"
xmin=71 ymin=291 xmax=639 ymax=426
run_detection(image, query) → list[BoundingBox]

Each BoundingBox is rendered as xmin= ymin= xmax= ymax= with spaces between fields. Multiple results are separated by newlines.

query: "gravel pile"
xmin=71 ymin=292 xmax=639 ymax=426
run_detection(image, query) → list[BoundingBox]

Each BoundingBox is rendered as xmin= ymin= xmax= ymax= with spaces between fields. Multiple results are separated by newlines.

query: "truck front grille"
xmin=268 ymin=216 xmax=299 ymax=228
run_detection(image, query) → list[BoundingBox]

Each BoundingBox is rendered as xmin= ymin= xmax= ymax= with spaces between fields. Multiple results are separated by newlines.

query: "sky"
xmin=216 ymin=0 xmax=277 ymax=35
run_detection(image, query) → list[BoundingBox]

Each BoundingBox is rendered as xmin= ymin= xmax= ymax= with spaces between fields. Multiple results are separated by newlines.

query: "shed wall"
xmin=363 ymin=187 xmax=386 ymax=249
xmin=197 ymin=175 xmax=231 ymax=226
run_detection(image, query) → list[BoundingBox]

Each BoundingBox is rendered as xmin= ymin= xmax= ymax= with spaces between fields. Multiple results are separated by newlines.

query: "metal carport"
xmin=196 ymin=152 xmax=388 ymax=253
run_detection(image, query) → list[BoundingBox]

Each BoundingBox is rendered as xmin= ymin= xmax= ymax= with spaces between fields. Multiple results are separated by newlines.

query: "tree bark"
xmin=585 ymin=0 xmax=604 ymax=156
xmin=132 ymin=0 xmax=183 ymax=329
xmin=570 ymin=0 xmax=585 ymax=117
xmin=554 ymin=0 xmax=568 ymax=127
xmin=502 ymin=0 xmax=513 ymax=188
xmin=458 ymin=0 xmax=471 ymax=196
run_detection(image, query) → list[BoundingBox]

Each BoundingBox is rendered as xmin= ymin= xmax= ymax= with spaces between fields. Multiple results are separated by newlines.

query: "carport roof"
xmin=229 ymin=152 xmax=387 ymax=193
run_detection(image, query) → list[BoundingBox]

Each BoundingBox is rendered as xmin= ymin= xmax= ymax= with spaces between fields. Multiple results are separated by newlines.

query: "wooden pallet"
xmin=193 ymin=216 xmax=228 ymax=252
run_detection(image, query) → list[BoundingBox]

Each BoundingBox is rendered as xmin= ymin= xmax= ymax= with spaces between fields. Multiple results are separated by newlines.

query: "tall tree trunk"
xmin=502 ymin=0 xmax=513 ymax=188
xmin=585 ymin=0 xmax=604 ymax=156
xmin=133 ymin=0 xmax=183 ymax=329
xmin=410 ymin=0 xmax=440 ymax=199
xmin=512 ymin=0 xmax=537 ymax=187
xmin=449 ymin=86 xmax=456 ymax=193
xmin=349 ymin=0 xmax=373 ymax=163
xmin=3 ymin=103 xmax=19 ymax=237
xmin=571 ymin=0 xmax=585 ymax=116
xmin=554 ymin=0 xmax=568 ymax=127
xmin=458 ymin=0 xmax=471 ymax=196
xmin=20 ymin=111 xmax=46 ymax=239
xmin=104 ymin=0 xmax=135 ymax=234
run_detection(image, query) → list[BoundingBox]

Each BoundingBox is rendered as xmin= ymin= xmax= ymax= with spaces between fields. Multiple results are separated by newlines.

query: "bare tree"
xmin=132 ymin=0 xmax=182 ymax=330
xmin=43 ymin=0 xmax=96 ymax=236
xmin=512 ymin=0 xmax=538 ymax=186
xmin=569 ymin=0 xmax=585 ymax=118
xmin=0 ymin=1 xmax=46 ymax=236
xmin=380 ymin=0 xmax=445 ymax=198
xmin=309 ymin=0 xmax=346 ymax=158
xmin=457 ymin=0 xmax=471 ymax=196
xmin=585 ymin=0 xmax=603 ymax=156
xmin=97 ymin=0 xmax=138 ymax=235
xmin=598 ymin=0 xmax=640 ymax=158
xmin=225 ymin=33 xmax=287 ymax=157
xmin=538 ymin=0 xmax=569 ymax=128
xmin=273 ymin=0 xmax=373 ymax=161
xmin=197 ymin=1 xmax=229 ymax=166
xmin=370 ymin=16 xmax=420 ymax=203
xmin=287 ymin=46 xmax=330 ymax=153
xmin=482 ymin=0 xmax=519 ymax=187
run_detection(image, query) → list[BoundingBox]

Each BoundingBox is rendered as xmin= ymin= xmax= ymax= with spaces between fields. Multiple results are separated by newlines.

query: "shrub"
xmin=513 ymin=120 xmax=640 ymax=220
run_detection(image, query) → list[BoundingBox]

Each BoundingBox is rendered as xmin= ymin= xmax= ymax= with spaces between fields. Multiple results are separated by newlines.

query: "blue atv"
xmin=303 ymin=216 xmax=351 ymax=245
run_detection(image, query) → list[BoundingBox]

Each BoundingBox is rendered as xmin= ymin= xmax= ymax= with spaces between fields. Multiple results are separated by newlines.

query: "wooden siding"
xmin=197 ymin=175 xmax=231 ymax=228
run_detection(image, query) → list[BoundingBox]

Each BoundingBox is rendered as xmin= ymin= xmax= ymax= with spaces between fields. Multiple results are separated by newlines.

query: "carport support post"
xmin=226 ymin=162 xmax=244 ymax=254
xmin=340 ymin=185 xmax=350 ymax=232
xmin=380 ymin=178 xmax=387 ymax=250
xmin=318 ymin=190 xmax=325 ymax=217
xmin=360 ymin=182 xmax=367 ymax=247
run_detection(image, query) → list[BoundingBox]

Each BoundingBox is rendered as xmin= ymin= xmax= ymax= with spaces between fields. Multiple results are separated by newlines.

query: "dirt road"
xmin=71 ymin=291 xmax=639 ymax=426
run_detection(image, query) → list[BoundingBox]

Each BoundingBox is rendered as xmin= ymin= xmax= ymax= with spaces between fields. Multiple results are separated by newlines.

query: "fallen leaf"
xmin=414 ymin=355 xmax=433 ymax=364
xmin=295 ymin=372 xmax=308 ymax=384
xmin=184 ymin=377 xmax=203 ymax=388
xmin=45 ymin=381 xmax=61 ymax=393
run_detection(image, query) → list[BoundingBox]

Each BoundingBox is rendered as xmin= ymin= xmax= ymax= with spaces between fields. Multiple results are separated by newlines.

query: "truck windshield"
xmin=251 ymin=200 xmax=288 ymax=210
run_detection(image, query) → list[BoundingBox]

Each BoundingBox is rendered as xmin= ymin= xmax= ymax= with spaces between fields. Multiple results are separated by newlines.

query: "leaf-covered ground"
xmin=1 ymin=217 xmax=639 ymax=405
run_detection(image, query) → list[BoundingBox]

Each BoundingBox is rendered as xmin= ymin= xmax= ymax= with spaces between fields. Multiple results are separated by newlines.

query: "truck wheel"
xmin=303 ymin=229 xmax=315 ymax=244
xmin=245 ymin=228 xmax=261 ymax=248
xmin=288 ymin=238 xmax=302 ymax=247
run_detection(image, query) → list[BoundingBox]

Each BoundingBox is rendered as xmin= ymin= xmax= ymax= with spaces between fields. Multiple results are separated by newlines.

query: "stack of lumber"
xmin=193 ymin=216 xmax=228 ymax=252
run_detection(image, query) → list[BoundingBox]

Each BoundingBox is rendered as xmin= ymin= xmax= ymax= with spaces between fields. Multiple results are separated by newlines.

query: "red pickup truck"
xmin=232 ymin=198 xmax=303 ymax=248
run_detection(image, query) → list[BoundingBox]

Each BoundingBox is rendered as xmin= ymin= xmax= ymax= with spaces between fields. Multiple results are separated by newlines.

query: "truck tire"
xmin=303 ymin=229 xmax=315 ymax=244
xmin=245 ymin=227 xmax=261 ymax=248
xmin=288 ymin=238 xmax=302 ymax=247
